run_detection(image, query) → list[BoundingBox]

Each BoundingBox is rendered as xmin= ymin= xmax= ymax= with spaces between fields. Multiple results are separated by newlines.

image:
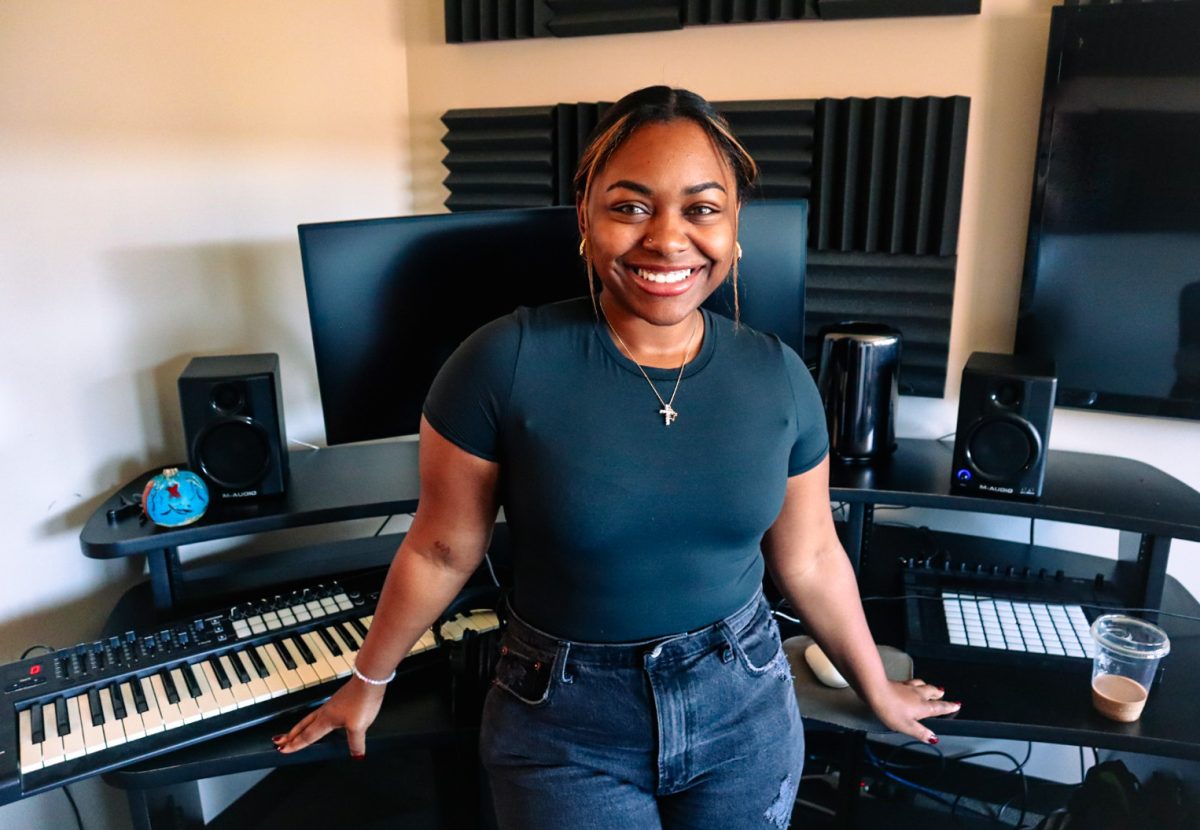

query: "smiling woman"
xmin=275 ymin=86 xmax=960 ymax=830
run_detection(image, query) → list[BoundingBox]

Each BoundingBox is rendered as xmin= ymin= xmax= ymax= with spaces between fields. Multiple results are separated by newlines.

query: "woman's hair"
xmin=574 ymin=86 xmax=759 ymax=320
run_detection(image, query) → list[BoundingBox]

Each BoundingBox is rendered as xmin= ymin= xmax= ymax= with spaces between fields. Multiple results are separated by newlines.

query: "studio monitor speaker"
xmin=951 ymin=352 xmax=1056 ymax=500
xmin=179 ymin=354 xmax=288 ymax=500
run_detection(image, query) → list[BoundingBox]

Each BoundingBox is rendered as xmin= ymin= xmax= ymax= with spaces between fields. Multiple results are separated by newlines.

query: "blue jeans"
xmin=479 ymin=590 xmax=805 ymax=830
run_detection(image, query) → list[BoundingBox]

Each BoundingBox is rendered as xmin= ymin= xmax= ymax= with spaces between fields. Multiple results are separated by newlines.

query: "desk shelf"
xmin=75 ymin=437 xmax=1200 ymax=828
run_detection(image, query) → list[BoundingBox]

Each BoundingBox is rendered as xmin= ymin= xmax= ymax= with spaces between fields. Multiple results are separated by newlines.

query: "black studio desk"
xmin=78 ymin=439 xmax=1200 ymax=829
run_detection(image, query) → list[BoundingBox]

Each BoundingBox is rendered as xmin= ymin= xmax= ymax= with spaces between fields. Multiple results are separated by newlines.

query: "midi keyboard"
xmin=0 ymin=571 xmax=498 ymax=805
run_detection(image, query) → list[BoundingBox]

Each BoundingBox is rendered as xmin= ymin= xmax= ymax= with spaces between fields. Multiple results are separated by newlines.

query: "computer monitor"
xmin=299 ymin=200 xmax=807 ymax=445
xmin=1015 ymin=2 xmax=1200 ymax=420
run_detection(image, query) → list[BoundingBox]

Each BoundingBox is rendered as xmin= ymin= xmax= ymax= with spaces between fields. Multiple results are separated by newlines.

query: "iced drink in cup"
xmin=1089 ymin=614 xmax=1170 ymax=723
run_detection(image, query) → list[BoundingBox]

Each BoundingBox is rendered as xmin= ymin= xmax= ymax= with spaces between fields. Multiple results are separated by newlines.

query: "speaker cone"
xmin=194 ymin=418 xmax=271 ymax=489
xmin=965 ymin=416 xmax=1041 ymax=481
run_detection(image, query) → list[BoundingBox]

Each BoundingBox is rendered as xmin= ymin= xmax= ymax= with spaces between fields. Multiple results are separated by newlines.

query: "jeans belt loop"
xmin=558 ymin=641 xmax=574 ymax=683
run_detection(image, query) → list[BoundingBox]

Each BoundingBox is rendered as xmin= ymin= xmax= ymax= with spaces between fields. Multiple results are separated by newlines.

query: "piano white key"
xmin=259 ymin=644 xmax=304 ymax=694
xmin=39 ymin=702 xmax=67 ymax=767
xmin=340 ymin=622 xmax=364 ymax=649
xmin=62 ymin=697 xmax=86 ymax=760
xmin=76 ymin=693 xmax=107 ymax=753
xmin=283 ymin=638 xmax=320 ymax=688
xmin=310 ymin=630 xmax=352 ymax=678
xmin=326 ymin=627 xmax=358 ymax=674
xmin=117 ymin=682 xmax=147 ymax=742
xmin=188 ymin=663 xmax=222 ymax=719
xmin=137 ymin=677 xmax=165 ymax=734
xmin=237 ymin=650 xmax=276 ymax=702
xmin=18 ymin=708 xmax=43 ymax=774
xmin=219 ymin=654 xmax=256 ymax=708
xmin=170 ymin=668 xmax=204 ymax=724
xmin=300 ymin=632 xmax=338 ymax=682
xmin=150 ymin=673 xmax=185 ymax=730
xmin=200 ymin=661 xmax=239 ymax=714
xmin=98 ymin=687 xmax=127 ymax=748
xmin=411 ymin=630 xmax=438 ymax=655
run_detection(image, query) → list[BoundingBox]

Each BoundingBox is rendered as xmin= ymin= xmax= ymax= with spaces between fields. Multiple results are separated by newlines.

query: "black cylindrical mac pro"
xmin=816 ymin=323 xmax=902 ymax=463
xmin=178 ymin=354 xmax=289 ymax=500
xmin=951 ymin=352 xmax=1056 ymax=500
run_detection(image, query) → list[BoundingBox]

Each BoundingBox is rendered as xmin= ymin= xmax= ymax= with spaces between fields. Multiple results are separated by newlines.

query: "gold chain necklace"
xmin=602 ymin=307 xmax=700 ymax=426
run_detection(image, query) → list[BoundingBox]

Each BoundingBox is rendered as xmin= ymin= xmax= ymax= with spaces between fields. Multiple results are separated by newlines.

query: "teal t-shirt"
xmin=423 ymin=298 xmax=828 ymax=642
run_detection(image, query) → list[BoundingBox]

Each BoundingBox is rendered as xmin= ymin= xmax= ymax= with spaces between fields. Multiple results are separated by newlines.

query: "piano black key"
xmin=245 ymin=647 xmax=271 ymax=679
xmin=110 ymin=682 xmax=128 ymax=720
xmin=208 ymin=656 xmax=232 ymax=690
xmin=334 ymin=623 xmax=359 ymax=651
xmin=350 ymin=618 xmax=369 ymax=639
xmin=273 ymin=640 xmax=297 ymax=671
xmin=54 ymin=696 xmax=71 ymax=735
xmin=291 ymin=635 xmax=317 ymax=665
xmin=129 ymin=677 xmax=149 ymax=713
xmin=180 ymin=663 xmax=203 ymax=699
xmin=87 ymin=688 xmax=105 ymax=726
xmin=227 ymin=650 xmax=252 ymax=684
xmin=159 ymin=668 xmax=181 ymax=705
xmin=30 ymin=704 xmax=46 ymax=744
xmin=316 ymin=627 xmax=343 ymax=657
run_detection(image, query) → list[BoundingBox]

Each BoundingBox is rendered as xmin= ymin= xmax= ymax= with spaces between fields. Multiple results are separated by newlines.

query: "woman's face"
xmin=580 ymin=118 xmax=739 ymax=329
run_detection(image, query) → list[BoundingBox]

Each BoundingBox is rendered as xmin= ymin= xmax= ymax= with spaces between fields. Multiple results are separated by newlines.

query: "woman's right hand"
xmin=272 ymin=678 xmax=388 ymax=758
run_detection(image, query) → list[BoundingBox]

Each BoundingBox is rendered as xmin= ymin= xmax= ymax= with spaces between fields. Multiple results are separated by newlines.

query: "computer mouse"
xmin=804 ymin=643 xmax=849 ymax=688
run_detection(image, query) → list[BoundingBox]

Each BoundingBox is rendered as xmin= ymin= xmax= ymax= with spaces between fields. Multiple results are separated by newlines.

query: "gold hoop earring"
xmin=579 ymin=237 xmax=587 ymax=258
xmin=736 ymin=241 xmax=743 ymax=260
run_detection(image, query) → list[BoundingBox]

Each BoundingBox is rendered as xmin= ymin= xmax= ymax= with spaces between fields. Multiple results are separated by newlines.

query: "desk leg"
xmin=1118 ymin=532 xmax=1169 ymax=619
xmin=125 ymin=781 xmax=204 ymax=830
xmin=834 ymin=731 xmax=866 ymax=830
xmin=146 ymin=548 xmax=184 ymax=613
xmin=844 ymin=504 xmax=874 ymax=575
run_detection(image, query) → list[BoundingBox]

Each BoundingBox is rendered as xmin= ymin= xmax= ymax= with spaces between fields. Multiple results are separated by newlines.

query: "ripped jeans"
xmin=479 ymin=590 xmax=805 ymax=830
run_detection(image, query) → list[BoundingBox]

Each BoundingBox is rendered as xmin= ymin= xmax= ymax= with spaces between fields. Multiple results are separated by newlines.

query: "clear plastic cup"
xmin=1089 ymin=614 xmax=1170 ymax=723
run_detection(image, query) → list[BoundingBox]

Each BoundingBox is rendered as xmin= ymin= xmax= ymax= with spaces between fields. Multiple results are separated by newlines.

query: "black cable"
xmin=866 ymin=740 xmax=1032 ymax=828
xmin=1091 ymin=746 xmax=1099 ymax=766
xmin=1080 ymin=604 xmax=1200 ymax=623
xmin=1029 ymin=518 xmax=1035 ymax=548
xmin=936 ymin=431 xmax=956 ymax=443
xmin=373 ymin=516 xmax=392 ymax=537
xmin=862 ymin=741 xmax=996 ymax=821
xmin=1079 ymin=745 xmax=1087 ymax=784
xmin=63 ymin=784 xmax=84 ymax=830
xmin=20 ymin=645 xmax=55 ymax=659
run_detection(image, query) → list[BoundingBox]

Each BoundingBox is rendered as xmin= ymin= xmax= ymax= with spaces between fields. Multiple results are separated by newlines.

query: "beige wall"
xmin=0 ymin=1 xmax=410 ymax=825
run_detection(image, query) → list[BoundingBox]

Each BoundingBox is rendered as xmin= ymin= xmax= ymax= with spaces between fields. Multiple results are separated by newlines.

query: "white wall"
xmin=0 ymin=2 xmax=410 ymax=826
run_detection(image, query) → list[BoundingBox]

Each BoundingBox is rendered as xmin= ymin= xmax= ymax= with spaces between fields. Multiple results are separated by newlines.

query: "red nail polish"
xmin=928 ymin=736 xmax=939 ymax=745
xmin=351 ymin=753 xmax=365 ymax=761
xmin=271 ymin=734 xmax=286 ymax=744
xmin=936 ymin=686 xmax=944 ymax=692
xmin=949 ymin=701 xmax=962 ymax=707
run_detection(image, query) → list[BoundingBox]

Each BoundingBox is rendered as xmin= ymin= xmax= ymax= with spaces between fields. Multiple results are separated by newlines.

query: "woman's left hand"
xmin=867 ymin=679 xmax=961 ymax=744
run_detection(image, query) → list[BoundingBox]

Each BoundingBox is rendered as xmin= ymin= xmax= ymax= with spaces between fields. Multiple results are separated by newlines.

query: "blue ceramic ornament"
xmin=141 ymin=468 xmax=209 ymax=528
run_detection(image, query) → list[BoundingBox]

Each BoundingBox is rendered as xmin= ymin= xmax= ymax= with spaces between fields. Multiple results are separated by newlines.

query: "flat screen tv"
xmin=299 ymin=201 xmax=809 ymax=445
xmin=1015 ymin=2 xmax=1200 ymax=420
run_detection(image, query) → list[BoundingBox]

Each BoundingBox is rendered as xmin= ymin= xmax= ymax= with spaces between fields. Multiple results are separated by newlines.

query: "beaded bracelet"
xmin=352 ymin=660 xmax=397 ymax=686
